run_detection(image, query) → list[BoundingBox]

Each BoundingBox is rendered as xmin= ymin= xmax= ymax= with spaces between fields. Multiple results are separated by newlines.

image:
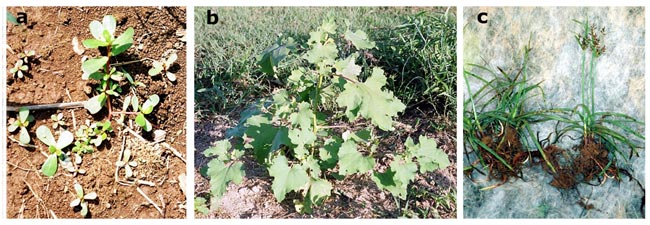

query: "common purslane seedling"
xmin=203 ymin=20 xmax=450 ymax=213
xmin=70 ymin=182 xmax=97 ymax=217
xmin=72 ymin=121 xmax=113 ymax=154
xmin=18 ymin=50 xmax=36 ymax=63
xmin=116 ymin=149 xmax=138 ymax=178
xmin=8 ymin=107 xmax=34 ymax=145
xmin=149 ymin=53 xmax=178 ymax=82
xmin=10 ymin=60 xmax=28 ymax=79
xmin=36 ymin=125 xmax=74 ymax=177
xmin=81 ymin=15 xmax=134 ymax=115
xmin=51 ymin=113 xmax=66 ymax=129
xmin=119 ymin=94 xmax=160 ymax=132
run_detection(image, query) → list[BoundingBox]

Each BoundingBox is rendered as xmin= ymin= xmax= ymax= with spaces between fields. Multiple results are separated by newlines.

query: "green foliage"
xmin=464 ymin=44 xmax=559 ymax=179
xmin=8 ymin=107 xmax=34 ymax=145
xmin=119 ymin=94 xmax=160 ymax=132
xmin=36 ymin=125 xmax=74 ymax=177
xmin=81 ymin=15 xmax=135 ymax=115
xmin=194 ymin=197 xmax=210 ymax=215
xmin=18 ymin=50 xmax=36 ymax=63
xmin=553 ymin=20 xmax=644 ymax=174
xmin=203 ymin=21 xmax=449 ymax=214
xmin=9 ymin=60 xmax=28 ymax=79
xmin=149 ymin=53 xmax=178 ymax=82
xmin=73 ymin=121 xmax=113 ymax=154
xmin=7 ymin=12 xmax=19 ymax=25
xmin=69 ymin=182 xmax=98 ymax=217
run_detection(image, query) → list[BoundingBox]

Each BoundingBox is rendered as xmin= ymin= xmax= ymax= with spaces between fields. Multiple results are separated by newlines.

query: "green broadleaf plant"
xmin=148 ymin=53 xmax=178 ymax=82
xmin=9 ymin=60 xmax=28 ymax=79
xmin=70 ymin=182 xmax=97 ymax=217
xmin=8 ymin=107 xmax=34 ymax=145
xmin=36 ymin=125 xmax=74 ymax=177
xmin=202 ymin=20 xmax=450 ymax=213
xmin=81 ymin=15 xmax=134 ymax=115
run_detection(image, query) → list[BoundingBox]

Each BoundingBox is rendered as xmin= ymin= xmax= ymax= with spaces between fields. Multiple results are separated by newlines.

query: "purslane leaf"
xmin=82 ymin=57 xmax=108 ymax=75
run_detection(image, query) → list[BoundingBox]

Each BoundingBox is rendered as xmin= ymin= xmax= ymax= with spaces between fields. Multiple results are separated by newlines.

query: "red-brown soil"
xmin=6 ymin=6 xmax=187 ymax=218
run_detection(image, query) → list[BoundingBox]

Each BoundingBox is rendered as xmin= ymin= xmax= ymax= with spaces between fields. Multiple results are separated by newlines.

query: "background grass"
xmin=194 ymin=7 xmax=456 ymax=119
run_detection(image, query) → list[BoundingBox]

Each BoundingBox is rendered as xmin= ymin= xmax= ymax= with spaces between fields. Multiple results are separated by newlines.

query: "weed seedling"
xmin=81 ymin=15 xmax=134 ymax=115
xmin=51 ymin=113 xmax=66 ymax=129
xmin=70 ymin=182 xmax=97 ymax=217
xmin=18 ymin=50 xmax=36 ymax=63
xmin=10 ymin=60 xmax=28 ymax=78
xmin=116 ymin=149 xmax=137 ymax=178
xmin=36 ymin=125 xmax=74 ymax=177
xmin=119 ymin=94 xmax=160 ymax=132
xmin=148 ymin=53 xmax=178 ymax=82
xmin=73 ymin=121 xmax=112 ymax=154
xmin=8 ymin=107 xmax=34 ymax=145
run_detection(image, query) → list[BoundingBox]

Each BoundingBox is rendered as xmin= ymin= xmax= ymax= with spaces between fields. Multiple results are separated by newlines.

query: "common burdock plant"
xmin=10 ymin=60 xmax=28 ymax=79
xmin=149 ymin=53 xmax=178 ymax=82
xmin=70 ymin=182 xmax=98 ymax=217
xmin=36 ymin=125 xmax=74 ymax=177
xmin=8 ymin=107 xmax=34 ymax=145
xmin=203 ymin=20 xmax=450 ymax=213
xmin=81 ymin=15 xmax=134 ymax=115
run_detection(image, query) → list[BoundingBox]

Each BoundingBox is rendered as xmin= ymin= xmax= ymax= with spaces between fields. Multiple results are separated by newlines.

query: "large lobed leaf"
xmin=336 ymin=67 xmax=406 ymax=131
xmin=268 ymin=156 xmax=309 ymax=202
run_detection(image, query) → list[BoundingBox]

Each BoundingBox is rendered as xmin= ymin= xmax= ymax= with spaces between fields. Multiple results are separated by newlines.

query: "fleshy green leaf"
xmin=344 ymin=29 xmax=376 ymax=50
xmin=166 ymin=72 xmax=177 ymax=82
xmin=56 ymin=130 xmax=74 ymax=150
xmin=336 ymin=67 xmax=405 ymax=131
xmin=195 ymin=197 xmax=210 ymax=215
xmin=141 ymin=94 xmax=160 ymax=114
xmin=102 ymin=15 xmax=116 ymax=37
xmin=204 ymin=140 xmax=231 ymax=160
xmin=206 ymin=158 xmax=245 ymax=197
xmin=148 ymin=63 xmax=163 ymax=76
xmin=89 ymin=20 xmax=104 ymax=41
xmin=42 ymin=154 xmax=58 ymax=177
xmin=111 ymin=27 xmax=134 ymax=56
xmin=80 ymin=202 xmax=88 ymax=217
xmin=135 ymin=113 xmax=148 ymax=130
xmin=19 ymin=127 xmax=30 ymax=145
xmin=82 ymin=39 xmax=108 ymax=48
xmin=84 ymin=93 xmax=107 ymax=114
xmin=74 ymin=183 xmax=84 ymax=197
xmin=307 ymin=178 xmax=332 ymax=206
xmin=82 ymin=57 xmax=108 ymax=74
xmin=268 ymin=156 xmax=309 ymax=202
xmin=36 ymin=125 xmax=56 ymax=146
xmin=337 ymin=140 xmax=374 ymax=176
xmin=18 ymin=107 xmax=30 ymax=122
xmin=243 ymin=114 xmax=290 ymax=162
xmin=166 ymin=53 xmax=178 ymax=66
